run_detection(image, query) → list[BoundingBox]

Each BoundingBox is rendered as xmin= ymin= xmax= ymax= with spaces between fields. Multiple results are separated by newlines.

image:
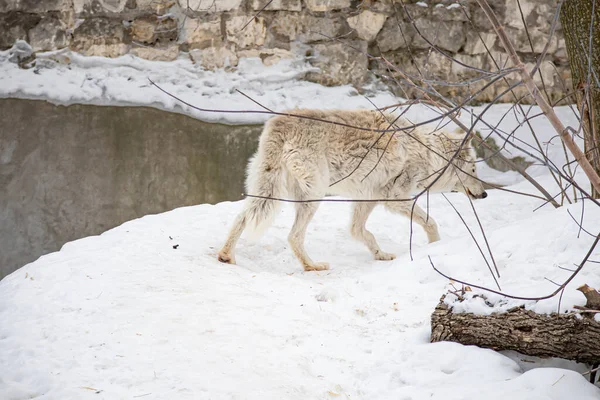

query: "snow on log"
xmin=430 ymin=294 xmax=600 ymax=365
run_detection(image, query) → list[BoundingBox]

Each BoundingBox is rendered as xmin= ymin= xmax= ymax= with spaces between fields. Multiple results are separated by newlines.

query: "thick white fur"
xmin=217 ymin=109 xmax=486 ymax=271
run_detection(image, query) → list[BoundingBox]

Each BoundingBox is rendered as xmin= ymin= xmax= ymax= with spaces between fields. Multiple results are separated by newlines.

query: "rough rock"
xmin=375 ymin=49 xmax=452 ymax=94
xmin=401 ymin=3 xmax=430 ymax=20
xmin=0 ymin=0 xmax=72 ymax=13
xmin=504 ymin=27 xmax=558 ymax=54
xmin=451 ymin=53 xmax=488 ymax=80
xmin=503 ymin=0 xmax=536 ymax=29
xmin=225 ymin=15 xmax=266 ymax=49
xmin=0 ymin=11 xmax=40 ymax=50
xmin=524 ymin=1 xmax=559 ymax=32
xmin=485 ymin=50 xmax=514 ymax=69
xmin=98 ymin=0 xmax=131 ymax=13
xmin=374 ymin=16 xmax=415 ymax=52
xmin=71 ymin=17 xmax=129 ymax=57
xmin=503 ymin=0 xmax=557 ymax=31
xmin=553 ymin=38 xmax=567 ymax=63
xmin=347 ymin=10 xmax=387 ymax=42
xmin=305 ymin=40 xmax=368 ymax=86
xmin=260 ymin=49 xmax=294 ymax=66
xmin=28 ymin=16 xmax=69 ymax=52
xmin=417 ymin=51 xmax=454 ymax=80
xmin=0 ymin=24 xmax=27 ymax=50
xmin=182 ymin=17 xmax=221 ymax=50
xmin=431 ymin=3 xmax=468 ymax=22
xmin=463 ymin=30 xmax=496 ymax=55
xmin=251 ymin=0 xmax=301 ymax=12
xmin=177 ymin=0 xmax=243 ymax=13
xmin=526 ymin=61 xmax=557 ymax=87
xmin=131 ymin=44 xmax=179 ymax=61
xmin=474 ymin=131 xmax=533 ymax=172
xmin=131 ymin=15 xmax=178 ymax=45
xmin=412 ymin=19 xmax=466 ymax=52
xmin=190 ymin=45 xmax=238 ymax=69
xmin=268 ymin=12 xmax=343 ymax=43
xmin=468 ymin=0 xmax=507 ymax=31
xmin=8 ymin=39 xmax=36 ymax=69
xmin=73 ymin=0 xmax=131 ymax=14
xmin=304 ymin=0 xmax=350 ymax=12
xmin=237 ymin=47 xmax=295 ymax=66
xmin=135 ymin=0 xmax=176 ymax=14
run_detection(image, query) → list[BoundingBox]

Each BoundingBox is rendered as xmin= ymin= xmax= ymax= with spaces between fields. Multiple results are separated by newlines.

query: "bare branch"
xmin=475 ymin=0 xmax=600 ymax=195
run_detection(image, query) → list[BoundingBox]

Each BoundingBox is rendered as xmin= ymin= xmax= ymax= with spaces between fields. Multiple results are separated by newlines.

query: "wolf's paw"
xmin=217 ymin=251 xmax=236 ymax=264
xmin=427 ymin=234 xmax=441 ymax=243
xmin=375 ymin=251 xmax=396 ymax=261
xmin=304 ymin=262 xmax=329 ymax=272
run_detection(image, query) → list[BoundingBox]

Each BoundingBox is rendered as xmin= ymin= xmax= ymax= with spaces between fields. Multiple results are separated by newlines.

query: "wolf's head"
xmin=441 ymin=128 xmax=487 ymax=200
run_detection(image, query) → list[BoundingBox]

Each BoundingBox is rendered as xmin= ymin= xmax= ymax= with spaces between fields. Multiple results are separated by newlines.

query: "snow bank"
xmin=1 ymin=172 xmax=599 ymax=399
xmin=0 ymin=50 xmax=398 ymax=125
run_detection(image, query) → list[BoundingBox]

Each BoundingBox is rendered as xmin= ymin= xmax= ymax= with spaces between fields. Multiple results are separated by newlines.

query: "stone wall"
xmin=0 ymin=0 xmax=570 ymax=103
xmin=0 ymin=98 xmax=261 ymax=279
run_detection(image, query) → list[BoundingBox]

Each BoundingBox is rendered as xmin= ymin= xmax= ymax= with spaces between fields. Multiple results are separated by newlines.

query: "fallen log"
xmin=430 ymin=295 xmax=600 ymax=365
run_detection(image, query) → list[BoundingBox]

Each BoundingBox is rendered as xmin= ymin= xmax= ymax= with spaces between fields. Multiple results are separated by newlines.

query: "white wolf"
xmin=217 ymin=109 xmax=487 ymax=271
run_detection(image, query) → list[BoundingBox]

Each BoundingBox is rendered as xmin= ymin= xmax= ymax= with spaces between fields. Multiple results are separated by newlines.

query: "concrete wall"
xmin=0 ymin=98 xmax=261 ymax=279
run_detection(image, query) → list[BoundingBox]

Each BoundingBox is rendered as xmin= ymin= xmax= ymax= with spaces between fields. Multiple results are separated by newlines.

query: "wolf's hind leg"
xmin=284 ymin=150 xmax=330 ymax=271
xmin=384 ymin=201 xmax=440 ymax=243
xmin=350 ymin=203 xmax=396 ymax=260
xmin=288 ymin=202 xmax=329 ymax=271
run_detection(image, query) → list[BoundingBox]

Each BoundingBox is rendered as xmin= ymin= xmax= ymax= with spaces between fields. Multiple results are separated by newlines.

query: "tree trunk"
xmin=430 ymin=296 xmax=600 ymax=365
xmin=560 ymin=0 xmax=600 ymax=198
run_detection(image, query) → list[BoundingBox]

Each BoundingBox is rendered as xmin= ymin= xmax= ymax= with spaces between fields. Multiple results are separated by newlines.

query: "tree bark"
xmin=560 ymin=0 xmax=600 ymax=198
xmin=430 ymin=296 xmax=600 ymax=365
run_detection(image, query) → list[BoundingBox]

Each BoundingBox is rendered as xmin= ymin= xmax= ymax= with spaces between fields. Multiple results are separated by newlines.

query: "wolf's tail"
xmin=242 ymin=127 xmax=285 ymax=240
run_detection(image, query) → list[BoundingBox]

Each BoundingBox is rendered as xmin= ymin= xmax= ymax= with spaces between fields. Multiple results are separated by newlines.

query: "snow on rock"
xmin=0 ymin=49 xmax=398 ymax=125
xmin=1 ymin=172 xmax=600 ymax=399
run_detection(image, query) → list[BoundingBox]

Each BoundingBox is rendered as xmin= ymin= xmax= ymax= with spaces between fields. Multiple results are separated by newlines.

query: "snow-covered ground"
xmin=1 ymin=173 xmax=599 ymax=399
xmin=1 ymin=51 xmax=600 ymax=399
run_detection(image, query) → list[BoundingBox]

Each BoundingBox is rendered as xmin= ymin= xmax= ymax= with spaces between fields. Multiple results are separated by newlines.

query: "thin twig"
xmin=442 ymin=194 xmax=501 ymax=290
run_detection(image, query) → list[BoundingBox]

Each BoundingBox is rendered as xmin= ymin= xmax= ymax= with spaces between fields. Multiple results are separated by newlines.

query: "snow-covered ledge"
xmin=0 ymin=48 xmax=399 ymax=125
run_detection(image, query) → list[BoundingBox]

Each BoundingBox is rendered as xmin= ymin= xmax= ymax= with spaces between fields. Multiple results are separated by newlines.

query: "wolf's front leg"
xmin=350 ymin=203 xmax=396 ymax=260
xmin=384 ymin=201 xmax=440 ymax=243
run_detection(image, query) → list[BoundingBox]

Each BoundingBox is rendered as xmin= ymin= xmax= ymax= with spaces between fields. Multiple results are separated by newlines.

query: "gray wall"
xmin=0 ymin=98 xmax=262 ymax=279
